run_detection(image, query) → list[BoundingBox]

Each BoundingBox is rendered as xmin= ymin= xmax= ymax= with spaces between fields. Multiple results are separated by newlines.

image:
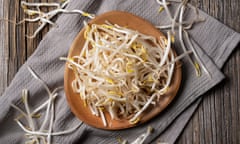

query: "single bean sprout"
xmin=118 ymin=126 xmax=154 ymax=144
xmin=61 ymin=21 xmax=184 ymax=126
xmin=11 ymin=66 xmax=81 ymax=144
xmin=131 ymin=126 xmax=154 ymax=144
xmin=178 ymin=4 xmax=198 ymax=75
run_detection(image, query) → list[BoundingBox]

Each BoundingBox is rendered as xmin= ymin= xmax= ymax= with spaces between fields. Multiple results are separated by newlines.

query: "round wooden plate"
xmin=64 ymin=11 xmax=182 ymax=130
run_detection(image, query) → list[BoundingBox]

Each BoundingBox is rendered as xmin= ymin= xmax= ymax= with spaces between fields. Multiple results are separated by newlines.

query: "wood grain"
xmin=0 ymin=0 xmax=239 ymax=143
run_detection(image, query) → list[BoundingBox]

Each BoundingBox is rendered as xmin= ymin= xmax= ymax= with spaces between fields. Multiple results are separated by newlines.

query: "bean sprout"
xmin=0 ymin=0 xmax=94 ymax=39
xmin=61 ymin=21 xmax=180 ymax=126
xmin=118 ymin=126 xmax=154 ymax=144
xmin=155 ymin=0 xmax=210 ymax=77
xmin=21 ymin=0 xmax=95 ymax=38
xmin=131 ymin=126 xmax=154 ymax=144
xmin=11 ymin=66 xmax=81 ymax=144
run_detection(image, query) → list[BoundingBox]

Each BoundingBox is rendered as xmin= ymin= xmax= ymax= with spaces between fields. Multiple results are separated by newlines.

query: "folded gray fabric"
xmin=0 ymin=0 xmax=239 ymax=144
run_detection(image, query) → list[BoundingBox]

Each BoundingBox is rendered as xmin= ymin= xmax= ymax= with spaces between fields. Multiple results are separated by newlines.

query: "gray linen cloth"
xmin=0 ymin=0 xmax=239 ymax=144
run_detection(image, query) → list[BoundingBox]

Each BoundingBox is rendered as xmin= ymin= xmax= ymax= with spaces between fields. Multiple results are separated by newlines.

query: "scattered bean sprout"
xmin=60 ymin=20 xmax=187 ymax=126
xmin=131 ymin=126 xmax=154 ymax=144
xmin=0 ymin=0 xmax=94 ymax=38
xmin=11 ymin=66 xmax=81 ymax=144
xmin=155 ymin=0 xmax=211 ymax=77
xmin=118 ymin=126 xmax=154 ymax=144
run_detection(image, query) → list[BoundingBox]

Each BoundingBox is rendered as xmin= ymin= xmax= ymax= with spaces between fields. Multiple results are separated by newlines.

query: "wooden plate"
xmin=64 ymin=11 xmax=182 ymax=130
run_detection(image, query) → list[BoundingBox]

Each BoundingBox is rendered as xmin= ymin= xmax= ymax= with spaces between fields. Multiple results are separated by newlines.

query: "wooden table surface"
xmin=0 ymin=0 xmax=239 ymax=144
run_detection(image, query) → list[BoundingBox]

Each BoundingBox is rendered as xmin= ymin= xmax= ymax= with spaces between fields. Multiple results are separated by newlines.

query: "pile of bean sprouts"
xmin=61 ymin=21 xmax=177 ymax=126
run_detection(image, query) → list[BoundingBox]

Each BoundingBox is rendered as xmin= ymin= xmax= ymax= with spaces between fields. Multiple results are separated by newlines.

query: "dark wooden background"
xmin=0 ymin=0 xmax=239 ymax=143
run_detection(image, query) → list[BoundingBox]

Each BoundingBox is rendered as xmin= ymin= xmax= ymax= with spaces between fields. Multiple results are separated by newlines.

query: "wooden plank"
xmin=0 ymin=0 xmax=9 ymax=95
xmin=7 ymin=0 xmax=18 ymax=84
xmin=16 ymin=0 xmax=27 ymax=67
